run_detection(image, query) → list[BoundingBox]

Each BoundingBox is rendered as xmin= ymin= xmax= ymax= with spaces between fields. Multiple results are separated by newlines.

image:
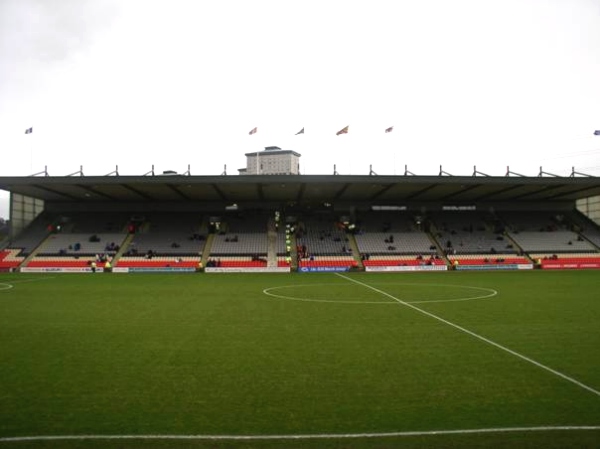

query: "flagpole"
xmin=25 ymin=127 xmax=34 ymax=174
xmin=385 ymin=126 xmax=395 ymax=175
xmin=394 ymin=132 xmax=397 ymax=175
xmin=248 ymin=127 xmax=259 ymax=174
xmin=335 ymin=126 xmax=349 ymax=175
xmin=295 ymin=127 xmax=304 ymax=174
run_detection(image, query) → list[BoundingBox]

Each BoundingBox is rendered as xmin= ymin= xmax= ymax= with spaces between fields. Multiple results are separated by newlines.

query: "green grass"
xmin=0 ymin=270 xmax=599 ymax=448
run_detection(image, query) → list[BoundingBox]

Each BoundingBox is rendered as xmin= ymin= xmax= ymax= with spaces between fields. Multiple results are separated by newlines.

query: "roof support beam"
xmin=545 ymin=184 xmax=600 ymax=201
xmin=257 ymin=183 xmax=265 ymax=201
xmin=296 ymin=183 xmax=306 ymax=203
xmin=31 ymin=184 xmax=80 ymax=201
xmin=210 ymin=184 xmax=227 ymax=201
xmin=441 ymin=184 xmax=482 ymax=201
xmin=407 ymin=184 xmax=437 ymax=200
xmin=333 ymin=183 xmax=351 ymax=201
xmin=166 ymin=184 xmax=191 ymax=201
xmin=75 ymin=184 xmax=118 ymax=201
xmin=473 ymin=184 xmax=523 ymax=202
xmin=510 ymin=184 xmax=566 ymax=201
xmin=369 ymin=184 xmax=394 ymax=201
xmin=122 ymin=184 xmax=155 ymax=200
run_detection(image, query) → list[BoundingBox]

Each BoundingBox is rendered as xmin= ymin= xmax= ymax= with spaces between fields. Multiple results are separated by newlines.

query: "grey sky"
xmin=1 ymin=0 xmax=600 ymax=218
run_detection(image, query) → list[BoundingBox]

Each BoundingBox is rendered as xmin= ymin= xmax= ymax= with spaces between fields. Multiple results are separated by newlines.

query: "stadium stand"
xmin=21 ymin=212 xmax=130 ymax=269
xmin=581 ymin=228 xmax=600 ymax=249
xmin=499 ymin=211 xmax=597 ymax=254
xmin=117 ymin=213 xmax=205 ymax=268
xmin=205 ymin=211 xmax=269 ymax=268
xmin=36 ymin=232 xmax=128 ymax=256
xmin=507 ymin=230 xmax=596 ymax=253
xmin=3 ymin=212 xmax=53 ymax=257
xmin=0 ymin=249 xmax=23 ymax=269
xmin=352 ymin=212 xmax=441 ymax=267
xmin=426 ymin=211 xmax=530 ymax=267
xmin=294 ymin=213 xmax=358 ymax=268
xmin=2 ymin=188 xmax=599 ymax=272
xmin=430 ymin=211 xmax=510 ymax=253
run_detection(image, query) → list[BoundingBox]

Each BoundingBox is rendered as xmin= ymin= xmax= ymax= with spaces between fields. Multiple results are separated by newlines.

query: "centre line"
xmin=336 ymin=273 xmax=600 ymax=398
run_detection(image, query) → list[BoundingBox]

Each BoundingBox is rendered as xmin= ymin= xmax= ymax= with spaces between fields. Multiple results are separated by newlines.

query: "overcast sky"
xmin=1 ymin=0 xmax=600 ymax=218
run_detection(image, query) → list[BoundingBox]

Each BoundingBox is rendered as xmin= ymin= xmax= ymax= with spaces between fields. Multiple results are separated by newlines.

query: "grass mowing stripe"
xmin=1 ymin=426 xmax=600 ymax=442
xmin=336 ymin=273 xmax=600 ymax=399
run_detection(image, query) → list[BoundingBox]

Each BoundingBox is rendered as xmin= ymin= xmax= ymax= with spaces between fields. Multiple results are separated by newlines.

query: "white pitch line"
xmin=263 ymin=282 xmax=497 ymax=305
xmin=0 ymin=277 xmax=57 ymax=292
xmin=336 ymin=273 xmax=600 ymax=398
xmin=1 ymin=276 xmax=57 ymax=285
xmin=0 ymin=283 xmax=14 ymax=291
xmin=1 ymin=426 xmax=599 ymax=443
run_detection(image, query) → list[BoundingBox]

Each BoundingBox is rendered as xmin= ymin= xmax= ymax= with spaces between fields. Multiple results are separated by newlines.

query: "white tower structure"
xmin=239 ymin=146 xmax=301 ymax=175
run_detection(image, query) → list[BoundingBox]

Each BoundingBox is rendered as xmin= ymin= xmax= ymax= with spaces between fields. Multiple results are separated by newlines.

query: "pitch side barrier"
xmin=298 ymin=266 xmax=350 ymax=273
xmin=366 ymin=265 xmax=447 ymax=272
xmin=114 ymin=267 xmax=196 ymax=273
xmin=113 ymin=267 xmax=290 ymax=273
xmin=205 ymin=267 xmax=291 ymax=273
xmin=454 ymin=264 xmax=534 ymax=271
xmin=542 ymin=262 xmax=600 ymax=269
xmin=21 ymin=267 xmax=106 ymax=273
xmin=27 ymin=264 xmax=600 ymax=273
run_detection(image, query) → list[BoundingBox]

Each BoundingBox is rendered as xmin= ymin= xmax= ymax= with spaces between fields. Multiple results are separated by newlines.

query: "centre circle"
xmin=263 ymin=283 xmax=497 ymax=304
xmin=0 ymin=283 xmax=14 ymax=291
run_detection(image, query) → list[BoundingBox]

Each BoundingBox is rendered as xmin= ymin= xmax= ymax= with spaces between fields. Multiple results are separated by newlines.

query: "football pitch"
xmin=0 ymin=270 xmax=599 ymax=449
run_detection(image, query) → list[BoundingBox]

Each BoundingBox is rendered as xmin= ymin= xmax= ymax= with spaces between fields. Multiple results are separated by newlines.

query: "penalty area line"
xmin=1 ymin=426 xmax=600 ymax=442
xmin=336 ymin=273 xmax=600 ymax=399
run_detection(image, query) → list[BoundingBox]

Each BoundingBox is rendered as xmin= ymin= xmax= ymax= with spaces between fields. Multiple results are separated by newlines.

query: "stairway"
xmin=346 ymin=233 xmax=364 ymax=268
xmin=267 ymin=230 xmax=278 ymax=267
xmin=200 ymin=234 xmax=215 ymax=266
xmin=426 ymin=224 xmax=450 ymax=267
xmin=19 ymin=234 xmax=52 ymax=269
xmin=111 ymin=233 xmax=135 ymax=265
